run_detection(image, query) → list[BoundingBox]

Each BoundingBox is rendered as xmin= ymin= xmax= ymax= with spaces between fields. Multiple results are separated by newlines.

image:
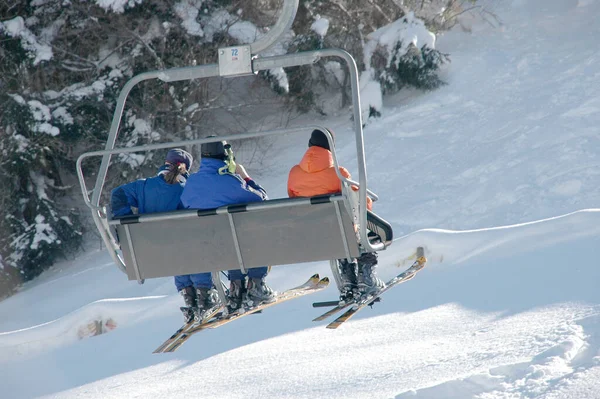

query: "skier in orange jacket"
xmin=287 ymin=128 xmax=383 ymax=301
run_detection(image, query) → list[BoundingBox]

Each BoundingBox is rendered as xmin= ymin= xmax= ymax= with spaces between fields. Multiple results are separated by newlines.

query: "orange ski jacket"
xmin=287 ymin=146 xmax=372 ymax=210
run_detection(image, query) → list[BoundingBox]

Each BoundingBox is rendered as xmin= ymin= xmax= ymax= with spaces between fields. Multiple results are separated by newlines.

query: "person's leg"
xmin=226 ymin=270 xmax=246 ymax=312
xmin=227 ymin=269 xmax=245 ymax=281
xmin=174 ymin=275 xmax=193 ymax=291
xmin=174 ymin=275 xmax=196 ymax=323
xmin=190 ymin=272 xmax=213 ymax=288
xmin=337 ymin=259 xmax=358 ymax=301
xmin=246 ymin=266 xmax=274 ymax=303
xmin=190 ymin=273 xmax=219 ymax=323
xmin=357 ymin=252 xmax=385 ymax=295
xmin=246 ymin=267 xmax=268 ymax=279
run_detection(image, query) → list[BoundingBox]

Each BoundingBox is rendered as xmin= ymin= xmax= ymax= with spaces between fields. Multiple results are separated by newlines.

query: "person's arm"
xmin=236 ymin=163 xmax=268 ymax=200
xmin=110 ymin=181 xmax=140 ymax=217
xmin=339 ymin=166 xmax=351 ymax=179
xmin=339 ymin=166 xmax=372 ymax=210
xmin=246 ymin=179 xmax=267 ymax=198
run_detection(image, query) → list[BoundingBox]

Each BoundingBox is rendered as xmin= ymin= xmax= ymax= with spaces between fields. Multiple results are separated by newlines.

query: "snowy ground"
xmin=2 ymin=0 xmax=600 ymax=398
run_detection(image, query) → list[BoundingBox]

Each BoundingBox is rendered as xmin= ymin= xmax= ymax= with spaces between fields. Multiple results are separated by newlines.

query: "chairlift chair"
xmin=75 ymin=0 xmax=393 ymax=298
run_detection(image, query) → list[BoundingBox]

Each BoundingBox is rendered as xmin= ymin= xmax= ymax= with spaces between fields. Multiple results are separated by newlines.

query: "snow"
xmin=324 ymin=61 xmax=345 ymax=85
xmin=2 ymin=1 xmax=600 ymax=398
xmin=12 ymin=134 xmax=30 ymax=153
xmin=359 ymin=12 xmax=438 ymax=123
xmin=362 ymin=11 xmax=436 ymax=88
xmin=174 ymin=0 xmax=204 ymax=37
xmin=0 ymin=16 xmax=53 ymax=65
xmin=359 ymin=71 xmax=383 ymax=120
xmin=204 ymin=9 xmax=260 ymax=44
xmin=311 ymin=16 xmax=329 ymax=38
xmin=51 ymin=107 xmax=74 ymax=125
xmin=27 ymin=100 xmax=60 ymax=136
xmin=95 ymin=0 xmax=143 ymax=14
xmin=29 ymin=215 xmax=59 ymax=250
xmin=366 ymin=12 xmax=436 ymax=61
xmin=30 ymin=172 xmax=50 ymax=201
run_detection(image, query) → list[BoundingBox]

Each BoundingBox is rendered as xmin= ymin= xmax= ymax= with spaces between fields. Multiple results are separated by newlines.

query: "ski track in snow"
xmin=396 ymin=312 xmax=600 ymax=399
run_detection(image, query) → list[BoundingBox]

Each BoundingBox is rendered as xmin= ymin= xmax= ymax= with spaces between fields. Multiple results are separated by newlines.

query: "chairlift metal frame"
xmin=76 ymin=0 xmax=392 ymax=289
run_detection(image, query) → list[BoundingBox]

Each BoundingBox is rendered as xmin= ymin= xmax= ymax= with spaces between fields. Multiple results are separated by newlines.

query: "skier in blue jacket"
xmin=111 ymin=148 xmax=192 ymax=217
xmin=111 ymin=148 xmax=210 ymax=324
xmin=180 ymin=139 xmax=275 ymax=315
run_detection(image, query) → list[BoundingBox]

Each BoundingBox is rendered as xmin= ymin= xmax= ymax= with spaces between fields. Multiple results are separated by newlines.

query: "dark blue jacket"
xmin=180 ymin=158 xmax=267 ymax=209
xmin=111 ymin=166 xmax=187 ymax=217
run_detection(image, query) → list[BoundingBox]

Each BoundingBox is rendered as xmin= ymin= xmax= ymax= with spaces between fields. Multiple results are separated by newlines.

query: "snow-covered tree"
xmin=281 ymin=1 xmax=450 ymax=119
xmin=0 ymin=0 xmax=287 ymax=296
xmin=366 ymin=13 xmax=445 ymax=90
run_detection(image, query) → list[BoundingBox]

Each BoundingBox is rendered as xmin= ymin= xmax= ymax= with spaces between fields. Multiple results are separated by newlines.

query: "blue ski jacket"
xmin=111 ymin=166 xmax=187 ymax=217
xmin=180 ymin=158 xmax=267 ymax=209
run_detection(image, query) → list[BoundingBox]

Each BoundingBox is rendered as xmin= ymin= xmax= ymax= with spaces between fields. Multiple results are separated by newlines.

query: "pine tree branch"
xmin=95 ymin=38 xmax=135 ymax=69
xmin=365 ymin=0 xmax=394 ymax=24
xmin=51 ymin=45 xmax=97 ymax=71
xmin=123 ymin=27 xmax=165 ymax=70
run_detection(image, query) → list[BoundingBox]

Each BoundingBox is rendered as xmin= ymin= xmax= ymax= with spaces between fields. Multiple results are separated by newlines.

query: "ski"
xmin=163 ymin=275 xmax=329 ymax=353
xmin=313 ymin=300 xmax=353 ymax=322
xmin=153 ymin=321 xmax=194 ymax=354
xmin=205 ymin=276 xmax=329 ymax=330
xmin=325 ymin=248 xmax=427 ymax=329
xmin=155 ymin=274 xmax=328 ymax=353
xmin=152 ymin=305 xmax=224 ymax=354
xmin=312 ymin=248 xmax=422 ymax=321
xmin=311 ymin=295 xmax=379 ymax=322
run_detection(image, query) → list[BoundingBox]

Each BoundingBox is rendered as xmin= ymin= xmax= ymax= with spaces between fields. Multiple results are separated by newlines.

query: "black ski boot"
xmin=338 ymin=259 xmax=358 ymax=302
xmin=194 ymin=286 xmax=221 ymax=324
xmin=246 ymin=277 xmax=275 ymax=306
xmin=357 ymin=252 xmax=385 ymax=296
xmin=227 ymin=278 xmax=246 ymax=313
xmin=179 ymin=286 xmax=197 ymax=324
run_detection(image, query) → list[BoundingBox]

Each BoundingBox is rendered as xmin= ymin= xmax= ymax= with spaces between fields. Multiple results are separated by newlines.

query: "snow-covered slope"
xmin=363 ymin=0 xmax=600 ymax=235
xmin=1 ymin=0 xmax=600 ymax=398
xmin=1 ymin=212 xmax=599 ymax=399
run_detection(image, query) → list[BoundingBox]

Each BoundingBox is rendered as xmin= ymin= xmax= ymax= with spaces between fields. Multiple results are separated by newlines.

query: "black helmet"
xmin=308 ymin=129 xmax=335 ymax=151
xmin=201 ymin=137 xmax=227 ymax=160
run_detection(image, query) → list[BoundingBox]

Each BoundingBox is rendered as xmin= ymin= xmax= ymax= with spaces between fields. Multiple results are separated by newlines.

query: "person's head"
xmin=164 ymin=148 xmax=193 ymax=184
xmin=201 ymin=136 xmax=228 ymax=160
xmin=166 ymin=148 xmax=193 ymax=170
xmin=308 ymin=128 xmax=335 ymax=151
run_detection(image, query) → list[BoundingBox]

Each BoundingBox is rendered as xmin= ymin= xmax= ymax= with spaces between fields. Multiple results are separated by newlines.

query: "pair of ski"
xmin=154 ymin=273 xmax=329 ymax=353
xmin=313 ymin=247 xmax=427 ymax=329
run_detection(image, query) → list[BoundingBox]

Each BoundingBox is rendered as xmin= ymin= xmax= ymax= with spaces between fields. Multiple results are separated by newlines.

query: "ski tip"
xmin=309 ymin=273 xmax=320 ymax=279
xmin=319 ymin=277 xmax=330 ymax=284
